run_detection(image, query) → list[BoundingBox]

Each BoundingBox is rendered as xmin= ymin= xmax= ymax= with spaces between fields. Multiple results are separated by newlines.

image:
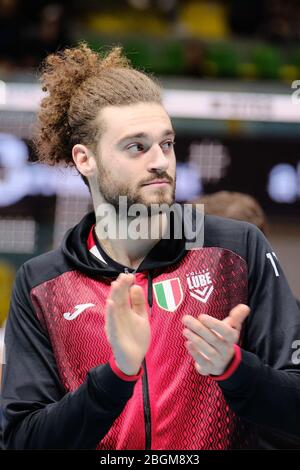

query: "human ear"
xmin=72 ymin=144 xmax=97 ymax=178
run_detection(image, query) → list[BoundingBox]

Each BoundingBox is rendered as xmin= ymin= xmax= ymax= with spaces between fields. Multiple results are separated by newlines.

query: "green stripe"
xmin=155 ymin=283 xmax=168 ymax=309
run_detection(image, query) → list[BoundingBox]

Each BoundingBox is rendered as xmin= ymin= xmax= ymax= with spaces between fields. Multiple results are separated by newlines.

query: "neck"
xmin=94 ymin=208 xmax=168 ymax=270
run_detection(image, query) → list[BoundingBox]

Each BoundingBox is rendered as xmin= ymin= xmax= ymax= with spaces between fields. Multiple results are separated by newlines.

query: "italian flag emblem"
xmin=153 ymin=277 xmax=183 ymax=312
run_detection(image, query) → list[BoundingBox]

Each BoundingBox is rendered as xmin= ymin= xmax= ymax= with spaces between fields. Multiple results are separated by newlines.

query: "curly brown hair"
xmin=33 ymin=42 xmax=162 ymax=188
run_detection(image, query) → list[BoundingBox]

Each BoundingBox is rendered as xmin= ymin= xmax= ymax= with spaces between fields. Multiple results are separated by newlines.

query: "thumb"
xmin=130 ymin=285 xmax=147 ymax=317
xmin=223 ymin=303 xmax=250 ymax=333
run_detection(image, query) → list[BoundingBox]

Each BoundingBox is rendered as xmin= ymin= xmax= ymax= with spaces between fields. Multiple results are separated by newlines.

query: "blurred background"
xmin=0 ymin=0 xmax=300 ymax=331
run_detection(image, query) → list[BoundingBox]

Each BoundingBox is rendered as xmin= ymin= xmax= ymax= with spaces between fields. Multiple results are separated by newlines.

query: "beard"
xmin=95 ymin=157 xmax=176 ymax=215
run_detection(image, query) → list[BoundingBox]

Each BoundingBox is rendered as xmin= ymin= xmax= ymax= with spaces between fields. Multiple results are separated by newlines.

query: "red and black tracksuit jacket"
xmin=2 ymin=209 xmax=300 ymax=449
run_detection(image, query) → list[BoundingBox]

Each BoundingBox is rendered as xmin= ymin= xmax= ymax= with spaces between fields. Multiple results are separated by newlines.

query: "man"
xmin=1 ymin=43 xmax=300 ymax=449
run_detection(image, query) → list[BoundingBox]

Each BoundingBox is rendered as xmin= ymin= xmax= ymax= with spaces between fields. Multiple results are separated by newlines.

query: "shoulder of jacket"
xmin=203 ymin=214 xmax=264 ymax=260
xmin=20 ymin=248 xmax=74 ymax=290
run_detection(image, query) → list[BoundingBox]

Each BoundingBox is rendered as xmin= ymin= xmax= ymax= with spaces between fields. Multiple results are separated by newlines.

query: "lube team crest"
xmin=153 ymin=278 xmax=183 ymax=312
xmin=186 ymin=270 xmax=214 ymax=304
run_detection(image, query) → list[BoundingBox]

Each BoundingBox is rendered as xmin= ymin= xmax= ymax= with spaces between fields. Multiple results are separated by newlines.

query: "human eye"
xmin=160 ymin=140 xmax=176 ymax=152
xmin=126 ymin=142 xmax=145 ymax=153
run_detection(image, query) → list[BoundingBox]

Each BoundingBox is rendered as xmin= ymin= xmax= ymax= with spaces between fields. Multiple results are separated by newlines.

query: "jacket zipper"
xmin=124 ymin=267 xmax=152 ymax=449
xmin=142 ymin=354 xmax=152 ymax=450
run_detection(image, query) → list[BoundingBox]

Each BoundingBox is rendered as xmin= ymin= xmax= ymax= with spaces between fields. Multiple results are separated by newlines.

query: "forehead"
xmin=99 ymin=102 xmax=172 ymax=140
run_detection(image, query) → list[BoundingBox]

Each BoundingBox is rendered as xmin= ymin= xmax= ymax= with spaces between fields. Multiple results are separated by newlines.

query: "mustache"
xmin=140 ymin=172 xmax=174 ymax=186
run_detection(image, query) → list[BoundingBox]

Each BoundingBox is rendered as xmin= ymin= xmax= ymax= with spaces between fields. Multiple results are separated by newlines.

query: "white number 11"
xmin=266 ymin=252 xmax=280 ymax=277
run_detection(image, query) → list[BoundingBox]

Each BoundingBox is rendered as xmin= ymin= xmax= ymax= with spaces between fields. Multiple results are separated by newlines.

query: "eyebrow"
xmin=116 ymin=129 xmax=176 ymax=145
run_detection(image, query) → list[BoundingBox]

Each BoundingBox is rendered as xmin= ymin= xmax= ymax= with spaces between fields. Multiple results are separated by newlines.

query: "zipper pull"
xmin=125 ymin=267 xmax=138 ymax=274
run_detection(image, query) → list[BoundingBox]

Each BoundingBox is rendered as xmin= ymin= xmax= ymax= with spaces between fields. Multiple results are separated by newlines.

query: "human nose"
xmin=147 ymin=144 xmax=170 ymax=172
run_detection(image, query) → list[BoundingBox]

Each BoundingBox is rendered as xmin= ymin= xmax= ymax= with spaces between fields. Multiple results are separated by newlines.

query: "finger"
xmin=183 ymin=328 xmax=221 ymax=364
xmin=105 ymin=299 xmax=119 ymax=339
xmin=109 ymin=273 xmax=134 ymax=305
xmin=109 ymin=282 xmax=125 ymax=306
xmin=130 ymin=285 xmax=147 ymax=317
xmin=194 ymin=362 xmax=209 ymax=376
xmin=106 ymin=298 xmax=114 ymax=313
xmin=223 ymin=304 xmax=250 ymax=332
xmin=186 ymin=341 xmax=211 ymax=375
xmin=182 ymin=315 xmax=229 ymax=357
xmin=199 ymin=314 xmax=237 ymax=344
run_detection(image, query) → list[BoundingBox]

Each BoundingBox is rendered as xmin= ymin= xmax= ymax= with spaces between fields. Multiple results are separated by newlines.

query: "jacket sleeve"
xmin=1 ymin=265 xmax=139 ymax=449
xmin=216 ymin=224 xmax=300 ymax=440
